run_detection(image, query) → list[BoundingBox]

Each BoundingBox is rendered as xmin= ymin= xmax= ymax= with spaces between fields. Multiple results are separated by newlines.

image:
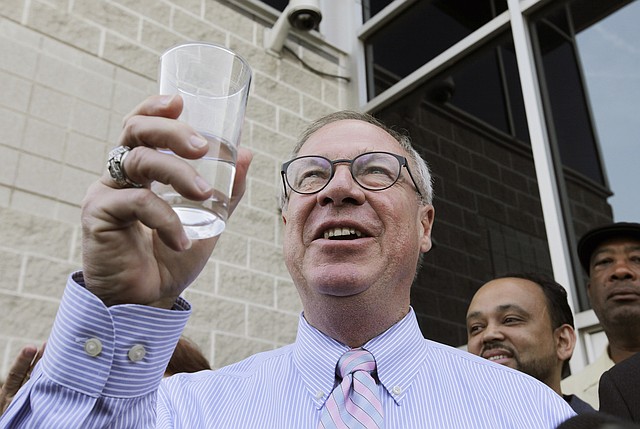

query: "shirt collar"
xmin=293 ymin=307 xmax=428 ymax=408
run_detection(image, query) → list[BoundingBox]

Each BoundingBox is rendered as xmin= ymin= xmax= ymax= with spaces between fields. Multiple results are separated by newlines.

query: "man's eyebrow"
xmin=466 ymin=303 xmax=529 ymax=321
xmin=496 ymin=303 xmax=530 ymax=315
xmin=466 ymin=311 xmax=483 ymax=321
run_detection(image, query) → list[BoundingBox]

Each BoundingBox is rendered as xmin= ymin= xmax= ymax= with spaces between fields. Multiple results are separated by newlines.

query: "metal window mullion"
xmin=508 ymin=0 xmax=586 ymax=371
xmin=494 ymin=45 xmax=518 ymax=139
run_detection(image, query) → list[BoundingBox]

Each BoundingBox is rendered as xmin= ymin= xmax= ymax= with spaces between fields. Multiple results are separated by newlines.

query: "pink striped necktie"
xmin=318 ymin=348 xmax=384 ymax=429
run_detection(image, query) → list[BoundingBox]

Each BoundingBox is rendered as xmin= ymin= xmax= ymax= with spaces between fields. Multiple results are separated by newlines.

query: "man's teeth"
xmin=488 ymin=355 xmax=508 ymax=361
xmin=324 ymin=227 xmax=363 ymax=239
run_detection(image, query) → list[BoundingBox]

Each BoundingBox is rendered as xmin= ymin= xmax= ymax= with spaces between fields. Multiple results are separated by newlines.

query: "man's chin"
xmin=315 ymin=282 xmax=370 ymax=298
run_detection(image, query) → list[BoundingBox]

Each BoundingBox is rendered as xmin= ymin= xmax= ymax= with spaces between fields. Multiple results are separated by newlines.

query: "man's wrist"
xmin=74 ymin=271 xmax=180 ymax=309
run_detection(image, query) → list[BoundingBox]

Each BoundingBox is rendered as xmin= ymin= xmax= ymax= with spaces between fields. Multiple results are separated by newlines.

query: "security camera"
xmin=264 ymin=0 xmax=323 ymax=55
xmin=287 ymin=0 xmax=322 ymax=31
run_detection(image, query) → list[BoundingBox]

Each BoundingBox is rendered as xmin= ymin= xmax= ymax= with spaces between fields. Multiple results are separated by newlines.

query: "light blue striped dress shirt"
xmin=1 ymin=272 xmax=576 ymax=428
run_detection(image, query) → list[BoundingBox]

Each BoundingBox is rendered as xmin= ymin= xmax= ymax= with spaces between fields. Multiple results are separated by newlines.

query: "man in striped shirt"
xmin=0 ymin=97 xmax=575 ymax=428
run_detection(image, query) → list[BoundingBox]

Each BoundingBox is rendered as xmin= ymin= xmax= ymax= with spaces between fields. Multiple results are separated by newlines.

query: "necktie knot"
xmin=337 ymin=349 xmax=377 ymax=379
xmin=319 ymin=348 xmax=384 ymax=429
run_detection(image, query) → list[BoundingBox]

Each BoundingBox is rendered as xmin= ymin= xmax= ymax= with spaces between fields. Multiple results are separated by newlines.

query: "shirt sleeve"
xmin=0 ymin=271 xmax=190 ymax=429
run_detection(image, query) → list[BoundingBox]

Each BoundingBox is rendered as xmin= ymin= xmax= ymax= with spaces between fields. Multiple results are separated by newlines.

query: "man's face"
xmin=281 ymin=119 xmax=434 ymax=313
xmin=587 ymin=237 xmax=640 ymax=330
xmin=466 ymin=278 xmax=560 ymax=386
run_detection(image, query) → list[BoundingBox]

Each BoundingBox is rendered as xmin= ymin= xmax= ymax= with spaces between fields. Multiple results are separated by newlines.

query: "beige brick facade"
xmin=0 ymin=0 xmax=349 ymax=376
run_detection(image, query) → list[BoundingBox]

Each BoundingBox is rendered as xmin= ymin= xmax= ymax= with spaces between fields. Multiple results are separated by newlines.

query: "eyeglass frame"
xmin=280 ymin=151 xmax=423 ymax=198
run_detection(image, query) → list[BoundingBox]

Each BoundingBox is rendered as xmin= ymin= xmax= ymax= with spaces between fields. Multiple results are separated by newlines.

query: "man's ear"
xmin=419 ymin=204 xmax=435 ymax=253
xmin=555 ymin=324 xmax=576 ymax=362
xmin=281 ymin=203 xmax=287 ymax=225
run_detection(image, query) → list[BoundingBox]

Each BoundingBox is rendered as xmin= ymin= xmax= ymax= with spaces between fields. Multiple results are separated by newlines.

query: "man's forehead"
xmin=469 ymin=279 xmax=543 ymax=312
xmin=299 ymin=119 xmax=400 ymax=156
xmin=593 ymin=237 xmax=640 ymax=255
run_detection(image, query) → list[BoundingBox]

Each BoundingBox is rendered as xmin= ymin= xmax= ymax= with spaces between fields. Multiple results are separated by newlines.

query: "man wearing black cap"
xmin=561 ymin=222 xmax=640 ymax=409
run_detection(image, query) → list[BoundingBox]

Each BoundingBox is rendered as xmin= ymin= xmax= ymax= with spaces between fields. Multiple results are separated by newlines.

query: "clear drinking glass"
xmin=153 ymin=42 xmax=252 ymax=239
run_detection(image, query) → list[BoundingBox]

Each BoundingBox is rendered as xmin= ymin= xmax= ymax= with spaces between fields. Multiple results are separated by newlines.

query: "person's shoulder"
xmin=599 ymin=351 xmax=640 ymax=394
xmin=169 ymin=343 xmax=296 ymax=384
xmin=423 ymin=339 xmax=575 ymax=420
xmin=423 ymin=339 xmax=549 ymax=382
xmin=606 ymin=351 xmax=640 ymax=376
xmin=424 ymin=339 xmax=515 ymax=370
xmin=564 ymin=394 xmax=596 ymax=414
xmin=423 ymin=338 xmax=499 ymax=367
xmin=158 ymin=344 xmax=297 ymax=411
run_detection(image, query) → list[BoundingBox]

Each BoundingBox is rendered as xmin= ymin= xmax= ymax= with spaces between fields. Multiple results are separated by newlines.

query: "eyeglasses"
xmin=281 ymin=151 xmax=422 ymax=198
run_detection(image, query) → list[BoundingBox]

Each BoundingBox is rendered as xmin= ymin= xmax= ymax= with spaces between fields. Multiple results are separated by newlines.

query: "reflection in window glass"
xmin=576 ymin=2 xmax=640 ymax=222
xmin=533 ymin=15 xmax=603 ymax=184
xmin=365 ymin=0 xmax=507 ymax=98
xmin=424 ymin=35 xmax=530 ymax=143
xmin=448 ymin=49 xmax=510 ymax=136
xmin=362 ymin=0 xmax=394 ymax=21
xmin=530 ymin=0 xmax=633 ymax=311
xmin=259 ymin=0 xmax=288 ymax=11
xmin=363 ymin=0 xmax=507 ymax=23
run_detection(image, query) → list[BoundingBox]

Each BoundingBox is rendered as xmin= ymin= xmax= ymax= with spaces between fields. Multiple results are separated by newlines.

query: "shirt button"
xmin=315 ymin=390 xmax=324 ymax=399
xmin=128 ymin=344 xmax=146 ymax=362
xmin=84 ymin=338 xmax=103 ymax=357
xmin=392 ymin=385 xmax=403 ymax=395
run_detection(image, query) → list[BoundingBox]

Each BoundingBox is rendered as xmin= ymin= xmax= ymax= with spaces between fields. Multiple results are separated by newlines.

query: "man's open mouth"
xmin=324 ymin=227 xmax=364 ymax=240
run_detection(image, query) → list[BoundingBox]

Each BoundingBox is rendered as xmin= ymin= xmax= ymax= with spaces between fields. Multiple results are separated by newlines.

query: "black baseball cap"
xmin=577 ymin=222 xmax=640 ymax=272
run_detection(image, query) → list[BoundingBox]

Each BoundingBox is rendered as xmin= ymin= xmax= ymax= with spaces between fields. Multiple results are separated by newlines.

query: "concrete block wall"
xmin=0 ymin=0 xmax=350 ymax=378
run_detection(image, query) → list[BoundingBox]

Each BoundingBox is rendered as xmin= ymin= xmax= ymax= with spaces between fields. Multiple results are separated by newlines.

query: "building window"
xmin=360 ymin=0 xmax=634 ymax=344
xmin=529 ymin=0 xmax=634 ymax=311
xmin=530 ymin=2 xmax=605 ymax=185
xmin=363 ymin=0 xmax=507 ymax=98
xmin=575 ymin=1 xmax=640 ymax=224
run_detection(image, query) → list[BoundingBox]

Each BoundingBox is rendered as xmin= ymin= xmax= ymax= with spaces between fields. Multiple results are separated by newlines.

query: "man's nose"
xmin=316 ymin=165 xmax=365 ymax=206
xmin=482 ymin=323 xmax=504 ymax=342
xmin=610 ymin=259 xmax=636 ymax=280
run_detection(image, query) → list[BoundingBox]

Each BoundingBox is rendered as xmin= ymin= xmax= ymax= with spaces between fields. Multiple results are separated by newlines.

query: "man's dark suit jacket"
xmin=599 ymin=352 xmax=640 ymax=422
